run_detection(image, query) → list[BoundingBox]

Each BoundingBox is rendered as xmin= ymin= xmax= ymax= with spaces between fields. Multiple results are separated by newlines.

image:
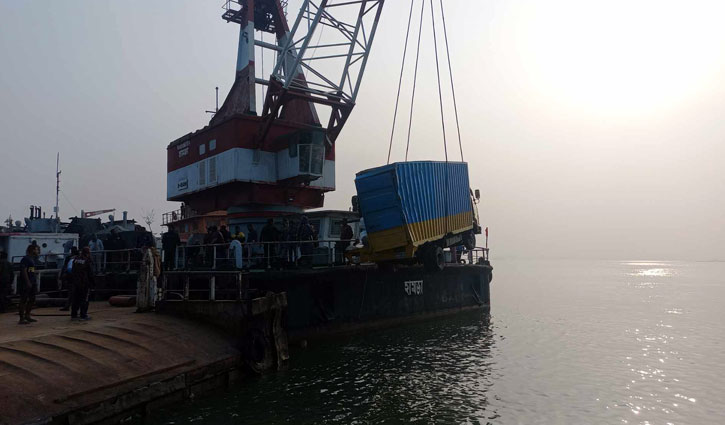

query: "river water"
xmin=147 ymin=259 xmax=725 ymax=424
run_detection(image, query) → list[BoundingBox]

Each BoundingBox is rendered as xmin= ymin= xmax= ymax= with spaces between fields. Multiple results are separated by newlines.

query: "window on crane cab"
xmin=296 ymin=131 xmax=325 ymax=176
xmin=329 ymin=219 xmax=343 ymax=238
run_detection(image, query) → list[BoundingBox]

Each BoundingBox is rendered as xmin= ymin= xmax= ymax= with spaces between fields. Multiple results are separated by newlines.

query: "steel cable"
xmin=438 ymin=0 xmax=464 ymax=161
xmin=405 ymin=0 xmax=427 ymax=162
xmin=430 ymin=0 xmax=450 ymax=233
xmin=387 ymin=0 xmax=416 ymax=164
xmin=429 ymin=0 xmax=448 ymax=163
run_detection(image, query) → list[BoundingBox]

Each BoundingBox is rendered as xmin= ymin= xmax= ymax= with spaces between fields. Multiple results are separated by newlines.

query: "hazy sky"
xmin=1 ymin=0 xmax=723 ymax=261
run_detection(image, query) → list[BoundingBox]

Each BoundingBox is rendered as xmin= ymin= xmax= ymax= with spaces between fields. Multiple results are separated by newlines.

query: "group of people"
xmin=222 ymin=218 xmax=318 ymax=269
xmin=165 ymin=216 xmax=354 ymax=271
xmin=8 ymin=243 xmax=96 ymax=324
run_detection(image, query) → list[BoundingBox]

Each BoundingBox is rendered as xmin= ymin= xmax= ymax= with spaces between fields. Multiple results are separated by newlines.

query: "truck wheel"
xmin=424 ymin=246 xmax=445 ymax=272
xmin=463 ymin=231 xmax=476 ymax=250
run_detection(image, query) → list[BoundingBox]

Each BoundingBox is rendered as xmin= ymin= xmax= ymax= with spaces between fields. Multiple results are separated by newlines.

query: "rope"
xmin=405 ymin=0 xmax=427 ymax=162
xmin=438 ymin=0 xmax=464 ymax=161
xmin=387 ymin=0 xmax=416 ymax=165
xmin=430 ymin=0 xmax=448 ymax=163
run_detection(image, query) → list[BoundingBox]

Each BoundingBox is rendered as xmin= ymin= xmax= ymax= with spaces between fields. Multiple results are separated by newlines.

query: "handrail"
xmin=168 ymin=240 xmax=490 ymax=270
xmin=172 ymin=238 xmax=356 ymax=271
xmin=162 ymin=206 xmax=198 ymax=225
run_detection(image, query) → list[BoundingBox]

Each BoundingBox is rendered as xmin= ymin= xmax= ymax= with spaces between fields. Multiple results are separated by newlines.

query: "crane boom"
xmin=259 ymin=0 xmax=385 ymax=146
xmin=82 ymin=209 xmax=116 ymax=218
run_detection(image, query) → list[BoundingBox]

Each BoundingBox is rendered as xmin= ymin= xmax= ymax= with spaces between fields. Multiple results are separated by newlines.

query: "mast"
xmin=55 ymin=153 xmax=61 ymax=231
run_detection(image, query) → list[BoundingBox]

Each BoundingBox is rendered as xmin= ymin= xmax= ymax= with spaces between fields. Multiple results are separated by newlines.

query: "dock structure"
xmin=0 ymin=303 xmax=245 ymax=425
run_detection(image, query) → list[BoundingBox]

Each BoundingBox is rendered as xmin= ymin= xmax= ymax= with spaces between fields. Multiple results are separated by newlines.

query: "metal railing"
xmin=161 ymin=270 xmax=248 ymax=302
xmin=446 ymin=247 xmax=490 ymax=265
xmin=171 ymin=239 xmax=356 ymax=271
xmin=167 ymin=241 xmax=490 ymax=271
xmin=11 ymin=248 xmax=145 ymax=276
xmin=10 ymin=268 xmax=62 ymax=296
xmin=162 ymin=207 xmax=198 ymax=225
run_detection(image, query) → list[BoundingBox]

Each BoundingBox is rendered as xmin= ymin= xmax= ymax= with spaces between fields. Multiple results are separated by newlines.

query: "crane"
xmin=166 ymin=0 xmax=385 ymax=219
xmin=82 ymin=209 xmax=116 ymax=219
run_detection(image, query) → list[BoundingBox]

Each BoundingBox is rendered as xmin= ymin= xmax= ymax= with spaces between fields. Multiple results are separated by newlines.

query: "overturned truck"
xmin=351 ymin=161 xmax=482 ymax=271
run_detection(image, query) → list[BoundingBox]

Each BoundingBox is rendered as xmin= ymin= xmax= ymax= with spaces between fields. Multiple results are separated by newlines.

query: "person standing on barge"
xmin=70 ymin=247 xmax=94 ymax=321
xmin=18 ymin=245 xmax=39 ymax=324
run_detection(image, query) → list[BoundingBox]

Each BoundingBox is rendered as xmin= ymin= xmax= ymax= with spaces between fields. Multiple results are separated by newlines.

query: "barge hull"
xmin=158 ymin=263 xmax=492 ymax=342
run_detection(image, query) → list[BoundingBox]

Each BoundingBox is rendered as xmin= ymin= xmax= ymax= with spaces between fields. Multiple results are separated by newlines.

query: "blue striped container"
xmin=355 ymin=161 xmax=474 ymax=254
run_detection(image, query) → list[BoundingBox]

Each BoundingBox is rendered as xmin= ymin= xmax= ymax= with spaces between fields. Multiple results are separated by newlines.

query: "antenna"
xmin=55 ymin=152 xmax=61 ymax=231
xmin=206 ymin=87 xmax=219 ymax=116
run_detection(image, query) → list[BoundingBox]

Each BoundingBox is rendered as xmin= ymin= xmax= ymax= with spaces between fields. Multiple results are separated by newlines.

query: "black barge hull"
xmin=158 ymin=263 xmax=492 ymax=342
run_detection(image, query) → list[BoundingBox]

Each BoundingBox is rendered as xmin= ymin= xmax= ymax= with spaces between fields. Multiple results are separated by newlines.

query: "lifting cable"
xmin=430 ymin=0 xmax=450 ymax=232
xmin=438 ymin=0 xmax=464 ymax=161
xmin=388 ymin=0 xmax=463 ymax=164
xmin=386 ymin=0 xmax=416 ymax=165
xmin=404 ymin=0 xmax=427 ymax=162
xmin=429 ymin=0 xmax=448 ymax=163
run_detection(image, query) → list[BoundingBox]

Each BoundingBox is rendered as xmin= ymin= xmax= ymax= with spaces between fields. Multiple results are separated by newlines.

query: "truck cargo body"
xmin=355 ymin=161 xmax=475 ymax=260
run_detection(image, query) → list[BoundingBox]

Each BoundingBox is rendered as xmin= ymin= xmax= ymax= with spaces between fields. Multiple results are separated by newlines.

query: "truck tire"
xmin=424 ymin=246 xmax=445 ymax=272
xmin=463 ymin=231 xmax=476 ymax=250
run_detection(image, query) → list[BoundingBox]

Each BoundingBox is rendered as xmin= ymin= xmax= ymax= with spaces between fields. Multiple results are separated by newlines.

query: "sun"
xmin=515 ymin=0 xmax=725 ymax=115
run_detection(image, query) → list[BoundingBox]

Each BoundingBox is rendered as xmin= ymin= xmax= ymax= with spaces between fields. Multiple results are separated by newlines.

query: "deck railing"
xmin=170 ymin=239 xmax=356 ymax=271
xmin=162 ymin=207 xmax=198 ymax=225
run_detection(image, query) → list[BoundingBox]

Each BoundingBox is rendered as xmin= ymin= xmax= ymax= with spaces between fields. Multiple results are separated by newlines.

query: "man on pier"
xmin=70 ymin=247 xmax=95 ymax=321
xmin=162 ymin=225 xmax=181 ymax=270
xmin=18 ymin=245 xmax=39 ymax=324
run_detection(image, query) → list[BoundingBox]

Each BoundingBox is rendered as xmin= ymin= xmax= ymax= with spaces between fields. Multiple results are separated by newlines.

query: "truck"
xmin=351 ymin=161 xmax=481 ymax=271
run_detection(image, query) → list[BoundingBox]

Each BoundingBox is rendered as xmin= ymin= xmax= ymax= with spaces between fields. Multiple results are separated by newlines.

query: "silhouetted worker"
xmin=246 ymin=224 xmax=258 ymax=263
xmin=88 ymin=234 xmax=105 ymax=274
xmin=337 ymin=218 xmax=354 ymax=264
xmin=60 ymin=246 xmax=79 ymax=312
xmin=260 ymin=219 xmax=279 ymax=268
xmin=229 ymin=232 xmax=245 ymax=269
xmin=162 ymin=225 xmax=181 ymax=270
xmin=18 ymin=244 xmax=39 ymax=324
xmin=297 ymin=216 xmax=315 ymax=266
xmin=220 ymin=225 xmax=232 ymax=243
xmin=70 ymin=247 xmax=95 ymax=321
xmin=107 ymin=228 xmax=124 ymax=249
xmin=279 ymin=219 xmax=291 ymax=266
xmin=0 ymin=252 xmax=12 ymax=313
xmin=137 ymin=242 xmax=160 ymax=312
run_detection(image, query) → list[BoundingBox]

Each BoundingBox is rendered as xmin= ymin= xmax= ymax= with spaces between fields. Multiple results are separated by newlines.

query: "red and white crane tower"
xmin=166 ymin=0 xmax=384 ymax=222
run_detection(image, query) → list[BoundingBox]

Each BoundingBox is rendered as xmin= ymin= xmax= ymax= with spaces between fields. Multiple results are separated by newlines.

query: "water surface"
xmin=147 ymin=260 xmax=725 ymax=424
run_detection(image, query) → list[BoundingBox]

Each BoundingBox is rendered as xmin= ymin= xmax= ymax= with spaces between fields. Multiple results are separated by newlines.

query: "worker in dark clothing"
xmin=162 ymin=225 xmax=181 ymax=270
xmin=70 ymin=247 xmax=95 ymax=321
xmin=297 ymin=216 xmax=315 ymax=266
xmin=18 ymin=244 xmax=39 ymax=324
xmin=337 ymin=218 xmax=354 ymax=264
xmin=260 ymin=219 xmax=279 ymax=268
xmin=246 ymin=224 xmax=258 ymax=265
xmin=220 ymin=225 xmax=232 ymax=243
xmin=0 ymin=252 xmax=13 ymax=313
xmin=207 ymin=226 xmax=225 ymax=267
xmin=59 ymin=247 xmax=79 ymax=311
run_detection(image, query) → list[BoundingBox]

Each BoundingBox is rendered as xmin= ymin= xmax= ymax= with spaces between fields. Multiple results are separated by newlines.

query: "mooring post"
xmin=210 ymin=276 xmax=216 ymax=301
xmin=183 ymin=275 xmax=190 ymax=301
